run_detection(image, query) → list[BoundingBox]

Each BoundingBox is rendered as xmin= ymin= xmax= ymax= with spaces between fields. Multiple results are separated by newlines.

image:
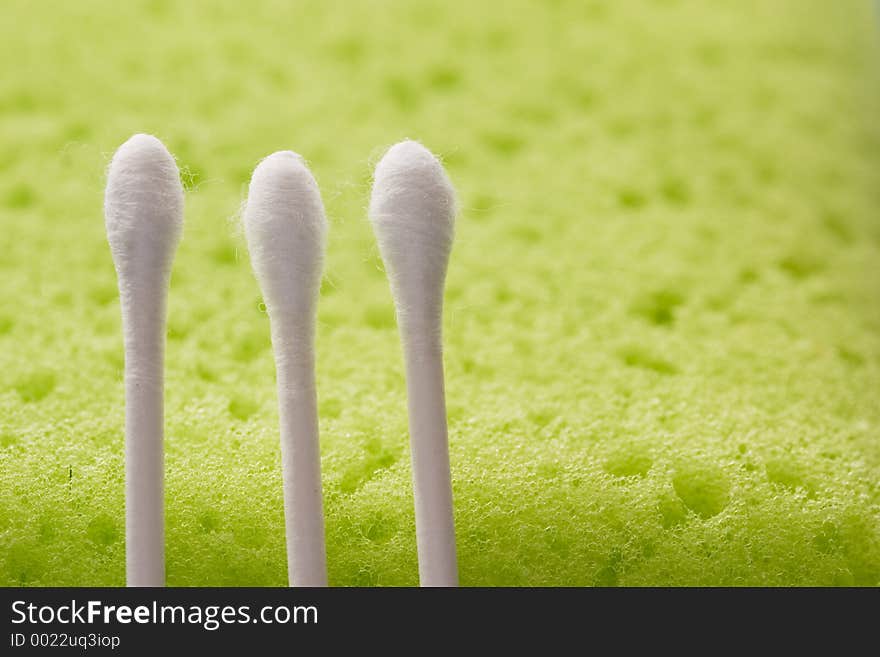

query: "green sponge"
xmin=1 ymin=0 xmax=878 ymax=586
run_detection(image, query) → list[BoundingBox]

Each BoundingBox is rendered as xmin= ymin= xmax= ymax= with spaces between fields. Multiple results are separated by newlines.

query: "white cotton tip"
xmin=369 ymin=140 xmax=456 ymax=312
xmin=243 ymin=151 xmax=327 ymax=318
xmin=105 ymin=134 xmax=184 ymax=275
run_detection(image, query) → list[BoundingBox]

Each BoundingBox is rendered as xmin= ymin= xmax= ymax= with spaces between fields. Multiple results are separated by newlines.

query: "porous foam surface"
xmin=0 ymin=0 xmax=878 ymax=585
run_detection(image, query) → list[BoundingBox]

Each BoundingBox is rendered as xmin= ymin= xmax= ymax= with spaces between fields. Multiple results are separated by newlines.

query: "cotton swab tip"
xmin=369 ymin=140 xmax=456 ymax=240
xmin=104 ymin=134 xmax=183 ymax=256
xmin=369 ymin=140 xmax=456 ymax=309
xmin=243 ymin=151 xmax=327 ymax=316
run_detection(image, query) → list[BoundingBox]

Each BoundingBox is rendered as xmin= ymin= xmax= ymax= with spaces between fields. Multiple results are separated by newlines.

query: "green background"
xmin=1 ymin=0 xmax=879 ymax=586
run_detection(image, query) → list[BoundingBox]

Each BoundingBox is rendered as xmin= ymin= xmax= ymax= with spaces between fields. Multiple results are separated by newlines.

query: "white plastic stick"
xmin=243 ymin=151 xmax=328 ymax=587
xmin=369 ymin=140 xmax=458 ymax=586
xmin=105 ymin=134 xmax=183 ymax=587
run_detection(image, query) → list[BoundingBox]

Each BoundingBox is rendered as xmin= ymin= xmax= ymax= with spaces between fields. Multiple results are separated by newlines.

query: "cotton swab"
xmin=369 ymin=140 xmax=458 ymax=587
xmin=105 ymin=133 xmax=183 ymax=587
xmin=243 ymin=151 xmax=328 ymax=587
